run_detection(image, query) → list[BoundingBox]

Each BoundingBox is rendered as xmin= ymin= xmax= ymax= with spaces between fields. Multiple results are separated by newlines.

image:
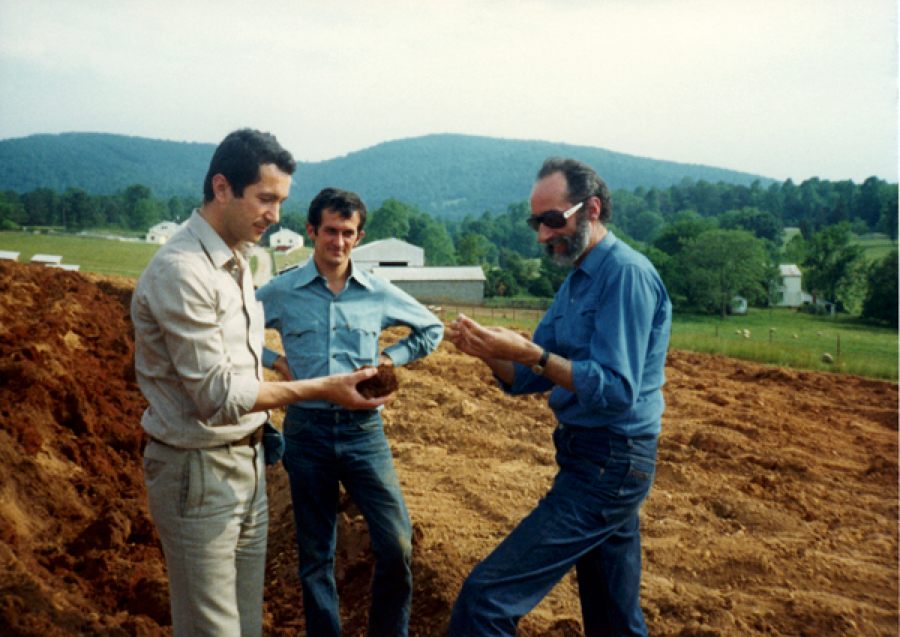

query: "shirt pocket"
xmin=333 ymin=324 xmax=379 ymax=366
xmin=284 ymin=320 xmax=328 ymax=365
xmin=555 ymin=307 xmax=596 ymax=357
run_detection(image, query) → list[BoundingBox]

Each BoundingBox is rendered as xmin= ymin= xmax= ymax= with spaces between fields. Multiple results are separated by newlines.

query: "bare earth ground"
xmin=0 ymin=261 xmax=897 ymax=636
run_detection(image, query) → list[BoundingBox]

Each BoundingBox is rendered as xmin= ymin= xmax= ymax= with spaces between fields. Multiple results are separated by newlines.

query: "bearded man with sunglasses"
xmin=446 ymin=157 xmax=671 ymax=636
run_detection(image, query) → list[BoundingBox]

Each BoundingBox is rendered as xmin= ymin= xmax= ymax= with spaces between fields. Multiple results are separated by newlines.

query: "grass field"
xmin=0 ymin=231 xmax=160 ymax=278
xmin=0 ymin=231 xmax=306 ymax=279
xmin=437 ymin=304 xmax=898 ymax=381
xmin=852 ymin=233 xmax=897 ymax=263
xmin=669 ymin=308 xmax=897 ymax=380
xmin=272 ymin=245 xmax=311 ymax=272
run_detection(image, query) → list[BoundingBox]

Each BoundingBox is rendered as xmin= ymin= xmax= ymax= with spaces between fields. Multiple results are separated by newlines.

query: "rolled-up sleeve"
xmin=503 ymin=312 xmax=556 ymax=395
xmin=145 ymin=259 xmax=260 ymax=425
xmin=381 ymin=285 xmax=444 ymax=365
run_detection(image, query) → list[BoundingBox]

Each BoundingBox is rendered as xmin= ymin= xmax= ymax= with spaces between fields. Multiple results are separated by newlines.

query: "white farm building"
xmin=372 ymin=266 xmax=486 ymax=305
xmin=146 ymin=221 xmax=182 ymax=244
xmin=777 ymin=264 xmax=811 ymax=307
xmin=353 ymin=238 xmax=424 ymax=272
xmin=270 ymin=228 xmax=303 ymax=251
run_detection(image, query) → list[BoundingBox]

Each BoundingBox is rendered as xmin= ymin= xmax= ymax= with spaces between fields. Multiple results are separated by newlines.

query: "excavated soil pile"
xmin=0 ymin=261 xmax=897 ymax=636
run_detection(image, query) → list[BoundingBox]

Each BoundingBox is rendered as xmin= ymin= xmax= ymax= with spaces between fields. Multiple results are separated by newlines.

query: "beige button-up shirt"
xmin=132 ymin=210 xmax=266 ymax=448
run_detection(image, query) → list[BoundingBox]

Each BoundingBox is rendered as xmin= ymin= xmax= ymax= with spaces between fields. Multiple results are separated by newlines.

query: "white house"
xmin=777 ymin=264 xmax=810 ymax=307
xmin=372 ymin=266 xmax=486 ymax=305
xmin=353 ymin=238 xmax=424 ymax=272
xmin=146 ymin=221 xmax=182 ymax=244
xmin=270 ymin=228 xmax=303 ymax=251
xmin=30 ymin=254 xmax=63 ymax=266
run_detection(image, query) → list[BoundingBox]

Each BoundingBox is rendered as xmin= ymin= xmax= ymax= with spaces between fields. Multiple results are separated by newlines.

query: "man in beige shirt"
xmin=131 ymin=129 xmax=389 ymax=637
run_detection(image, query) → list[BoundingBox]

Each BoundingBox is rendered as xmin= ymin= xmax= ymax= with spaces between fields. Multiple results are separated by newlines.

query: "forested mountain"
xmin=0 ymin=132 xmax=772 ymax=219
xmin=292 ymin=134 xmax=773 ymax=219
xmin=0 ymin=133 xmax=212 ymax=197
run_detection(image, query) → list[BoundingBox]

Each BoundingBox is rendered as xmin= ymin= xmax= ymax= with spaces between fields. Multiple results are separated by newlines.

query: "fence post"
xmin=836 ymin=334 xmax=841 ymax=359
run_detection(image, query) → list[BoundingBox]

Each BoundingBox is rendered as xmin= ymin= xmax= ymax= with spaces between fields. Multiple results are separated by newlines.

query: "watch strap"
xmin=531 ymin=349 xmax=550 ymax=375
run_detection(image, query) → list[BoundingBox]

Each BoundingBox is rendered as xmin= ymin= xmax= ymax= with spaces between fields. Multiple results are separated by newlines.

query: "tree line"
xmin=0 ymin=176 xmax=896 ymax=326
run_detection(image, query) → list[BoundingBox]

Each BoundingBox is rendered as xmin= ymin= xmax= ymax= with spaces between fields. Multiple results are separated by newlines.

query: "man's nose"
xmin=537 ymin=223 xmax=554 ymax=243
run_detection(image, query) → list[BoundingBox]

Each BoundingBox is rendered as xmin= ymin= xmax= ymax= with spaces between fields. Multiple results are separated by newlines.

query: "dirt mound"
xmin=0 ymin=261 xmax=897 ymax=636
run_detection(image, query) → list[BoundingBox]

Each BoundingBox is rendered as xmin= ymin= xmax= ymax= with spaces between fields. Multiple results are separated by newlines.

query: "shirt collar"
xmin=186 ymin=209 xmax=242 ymax=270
xmin=292 ymin=257 xmax=374 ymax=291
xmin=576 ymin=230 xmax=618 ymax=278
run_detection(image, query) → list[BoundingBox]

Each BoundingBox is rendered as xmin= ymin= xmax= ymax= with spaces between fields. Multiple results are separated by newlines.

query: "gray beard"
xmin=545 ymin=213 xmax=591 ymax=267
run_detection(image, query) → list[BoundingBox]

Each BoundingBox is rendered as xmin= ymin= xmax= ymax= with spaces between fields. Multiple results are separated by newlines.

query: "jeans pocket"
xmin=143 ymin=457 xmax=166 ymax=484
xmin=353 ymin=413 xmax=382 ymax=433
xmin=617 ymin=455 xmax=655 ymax=502
xmin=590 ymin=453 xmax=655 ymax=504
xmin=178 ymin=451 xmax=205 ymax=518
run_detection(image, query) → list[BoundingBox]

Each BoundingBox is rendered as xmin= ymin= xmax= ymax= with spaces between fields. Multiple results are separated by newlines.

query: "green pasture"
xmin=670 ymin=308 xmax=897 ymax=380
xmin=0 ymin=231 xmax=160 ymax=278
xmin=272 ymin=246 xmax=311 ymax=272
xmin=440 ymin=304 xmax=898 ymax=381
xmin=0 ymin=231 xmax=304 ymax=279
xmin=852 ymin=233 xmax=897 ymax=263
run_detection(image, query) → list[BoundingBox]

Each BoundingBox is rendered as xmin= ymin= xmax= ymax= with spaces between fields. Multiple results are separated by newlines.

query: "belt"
xmin=149 ymin=426 xmax=263 ymax=449
xmin=289 ymin=406 xmax=378 ymax=425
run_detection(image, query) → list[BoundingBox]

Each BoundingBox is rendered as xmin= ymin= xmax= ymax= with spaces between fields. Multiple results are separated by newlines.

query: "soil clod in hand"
xmin=356 ymin=364 xmax=399 ymax=398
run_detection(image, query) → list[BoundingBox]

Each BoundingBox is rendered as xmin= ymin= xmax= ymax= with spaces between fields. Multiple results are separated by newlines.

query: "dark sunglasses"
xmin=526 ymin=200 xmax=584 ymax=231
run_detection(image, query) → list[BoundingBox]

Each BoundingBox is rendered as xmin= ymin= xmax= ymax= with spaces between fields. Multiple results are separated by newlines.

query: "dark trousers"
xmin=282 ymin=406 xmax=412 ymax=637
xmin=449 ymin=425 xmax=657 ymax=637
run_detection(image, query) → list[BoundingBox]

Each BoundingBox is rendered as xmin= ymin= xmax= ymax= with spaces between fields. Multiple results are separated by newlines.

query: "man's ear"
xmin=211 ymin=174 xmax=232 ymax=202
xmin=306 ymin=223 xmax=316 ymax=243
xmin=586 ymin=195 xmax=602 ymax=221
xmin=355 ymin=229 xmax=365 ymax=246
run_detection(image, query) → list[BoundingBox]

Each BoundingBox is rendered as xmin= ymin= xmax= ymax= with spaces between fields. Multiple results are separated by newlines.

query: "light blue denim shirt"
xmin=256 ymin=257 xmax=444 ymax=409
xmin=505 ymin=232 xmax=672 ymax=437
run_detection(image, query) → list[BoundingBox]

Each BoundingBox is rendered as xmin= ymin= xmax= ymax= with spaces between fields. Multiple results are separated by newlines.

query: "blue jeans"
xmin=282 ymin=406 xmax=412 ymax=637
xmin=449 ymin=425 xmax=657 ymax=637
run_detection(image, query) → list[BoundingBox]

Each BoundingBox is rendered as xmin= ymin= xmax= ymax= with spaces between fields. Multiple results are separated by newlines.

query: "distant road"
xmin=250 ymin=246 xmax=272 ymax=287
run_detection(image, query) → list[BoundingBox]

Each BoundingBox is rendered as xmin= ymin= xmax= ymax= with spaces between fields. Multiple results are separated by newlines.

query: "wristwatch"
xmin=531 ymin=349 xmax=550 ymax=375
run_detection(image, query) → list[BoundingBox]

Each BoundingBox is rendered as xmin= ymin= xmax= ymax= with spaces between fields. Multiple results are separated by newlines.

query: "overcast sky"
xmin=1 ymin=0 xmax=896 ymax=183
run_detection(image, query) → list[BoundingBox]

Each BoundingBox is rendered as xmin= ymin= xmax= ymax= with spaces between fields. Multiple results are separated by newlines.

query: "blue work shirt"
xmin=505 ymin=232 xmax=671 ymax=437
xmin=256 ymin=257 xmax=444 ymax=409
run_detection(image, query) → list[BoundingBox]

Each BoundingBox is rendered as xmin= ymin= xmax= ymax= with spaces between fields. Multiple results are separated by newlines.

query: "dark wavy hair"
xmin=537 ymin=157 xmax=612 ymax=223
xmin=203 ymin=129 xmax=296 ymax=202
xmin=307 ymin=187 xmax=367 ymax=231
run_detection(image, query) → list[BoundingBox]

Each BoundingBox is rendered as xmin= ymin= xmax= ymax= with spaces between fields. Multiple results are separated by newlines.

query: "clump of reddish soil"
xmin=356 ymin=364 xmax=399 ymax=398
xmin=1 ymin=261 xmax=897 ymax=636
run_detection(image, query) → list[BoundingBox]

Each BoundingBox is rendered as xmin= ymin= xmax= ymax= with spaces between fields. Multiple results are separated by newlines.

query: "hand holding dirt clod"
xmin=355 ymin=363 xmax=399 ymax=399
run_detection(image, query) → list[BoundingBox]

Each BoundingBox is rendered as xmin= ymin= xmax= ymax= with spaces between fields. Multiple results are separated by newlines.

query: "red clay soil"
xmin=0 ymin=261 xmax=897 ymax=636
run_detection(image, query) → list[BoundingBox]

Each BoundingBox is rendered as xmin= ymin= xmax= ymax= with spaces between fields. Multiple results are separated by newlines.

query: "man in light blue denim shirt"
xmin=256 ymin=187 xmax=443 ymax=637
xmin=447 ymin=158 xmax=671 ymax=637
